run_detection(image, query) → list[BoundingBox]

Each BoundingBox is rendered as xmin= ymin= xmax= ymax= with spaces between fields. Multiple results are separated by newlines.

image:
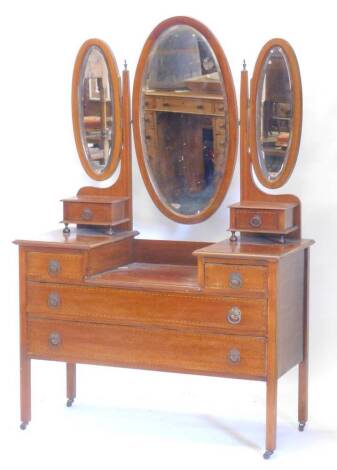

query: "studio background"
xmin=1 ymin=0 xmax=336 ymax=468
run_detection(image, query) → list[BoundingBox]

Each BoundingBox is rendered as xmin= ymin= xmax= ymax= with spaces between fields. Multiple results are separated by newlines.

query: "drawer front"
xmin=204 ymin=263 xmax=267 ymax=293
xmin=27 ymin=251 xmax=84 ymax=283
xmin=214 ymin=117 xmax=226 ymax=133
xmin=63 ymin=201 xmax=126 ymax=224
xmin=28 ymin=319 xmax=266 ymax=379
xmin=27 ymin=283 xmax=267 ymax=334
xmin=214 ymin=101 xmax=226 ymax=115
xmin=156 ymin=97 xmax=213 ymax=115
xmin=234 ymin=209 xmax=279 ymax=231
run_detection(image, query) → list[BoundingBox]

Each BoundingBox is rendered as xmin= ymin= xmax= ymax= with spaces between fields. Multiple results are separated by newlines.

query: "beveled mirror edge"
xmin=132 ymin=16 xmax=238 ymax=224
xmin=72 ymin=38 xmax=122 ymax=181
xmin=249 ymin=38 xmax=302 ymax=189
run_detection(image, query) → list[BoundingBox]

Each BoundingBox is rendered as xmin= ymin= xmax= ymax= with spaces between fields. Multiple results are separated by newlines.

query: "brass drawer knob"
xmin=48 ymin=292 xmax=60 ymax=308
xmin=196 ymin=104 xmax=204 ymax=110
xmin=48 ymin=259 xmax=60 ymax=275
xmin=81 ymin=207 xmax=93 ymax=221
xmin=228 ymin=348 xmax=241 ymax=364
xmin=249 ymin=214 xmax=262 ymax=228
xmin=48 ymin=331 xmax=61 ymax=347
xmin=227 ymin=307 xmax=242 ymax=324
xmin=229 ymin=272 xmax=242 ymax=288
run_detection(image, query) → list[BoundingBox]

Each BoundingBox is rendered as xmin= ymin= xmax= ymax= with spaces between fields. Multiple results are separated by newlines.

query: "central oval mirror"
xmin=133 ymin=17 xmax=237 ymax=223
xmin=72 ymin=39 xmax=122 ymax=181
xmin=250 ymin=39 xmax=302 ymax=189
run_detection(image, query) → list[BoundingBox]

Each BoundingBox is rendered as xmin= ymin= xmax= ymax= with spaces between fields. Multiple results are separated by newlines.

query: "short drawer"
xmin=156 ymin=97 xmax=213 ymax=115
xmin=214 ymin=117 xmax=226 ymax=133
xmin=204 ymin=263 xmax=267 ymax=293
xmin=27 ymin=251 xmax=84 ymax=283
xmin=26 ymin=283 xmax=267 ymax=334
xmin=63 ymin=200 xmax=126 ymax=225
xmin=28 ymin=319 xmax=266 ymax=379
xmin=234 ymin=209 xmax=280 ymax=231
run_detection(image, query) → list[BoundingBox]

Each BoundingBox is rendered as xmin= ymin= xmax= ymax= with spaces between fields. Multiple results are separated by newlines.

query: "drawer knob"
xmin=229 ymin=272 xmax=242 ymax=288
xmin=48 ymin=331 xmax=61 ymax=347
xmin=48 ymin=292 xmax=60 ymax=308
xmin=196 ymin=104 xmax=204 ymax=110
xmin=249 ymin=214 xmax=262 ymax=228
xmin=48 ymin=259 xmax=60 ymax=275
xmin=81 ymin=207 xmax=93 ymax=221
xmin=228 ymin=348 xmax=241 ymax=364
xmin=227 ymin=307 xmax=242 ymax=325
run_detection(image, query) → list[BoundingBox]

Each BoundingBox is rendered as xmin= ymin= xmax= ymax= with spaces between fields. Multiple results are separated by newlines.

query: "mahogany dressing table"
xmin=15 ymin=19 xmax=313 ymax=459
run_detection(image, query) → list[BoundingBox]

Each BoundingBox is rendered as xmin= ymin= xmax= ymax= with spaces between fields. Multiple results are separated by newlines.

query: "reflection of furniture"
xmin=143 ymin=90 xmax=227 ymax=199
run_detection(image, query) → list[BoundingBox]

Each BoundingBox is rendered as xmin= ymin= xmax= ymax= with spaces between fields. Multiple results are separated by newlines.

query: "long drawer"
xmin=27 ymin=282 xmax=267 ymax=335
xmin=28 ymin=319 xmax=266 ymax=379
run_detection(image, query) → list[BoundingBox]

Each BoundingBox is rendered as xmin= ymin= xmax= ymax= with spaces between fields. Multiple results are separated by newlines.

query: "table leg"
xmin=66 ymin=363 xmax=76 ymax=407
xmin=20 ymin=355 xmax=31 ymax=430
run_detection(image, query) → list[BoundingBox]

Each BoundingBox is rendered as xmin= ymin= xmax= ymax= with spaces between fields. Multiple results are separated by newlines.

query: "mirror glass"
xmin=140 ymin=25 xmax=228 ymax=216
xmin=78 ymin=46 xmax=114 ymax=175
xmin=256 ymin=47 xmax=293 ymax=181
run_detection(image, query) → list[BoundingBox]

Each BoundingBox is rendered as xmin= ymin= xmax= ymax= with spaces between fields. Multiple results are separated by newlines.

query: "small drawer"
xmin=204 ymin=263 xmax=267 ymax=293
xmin=28 ymin=319 xmax=266 ymax=379
xmin=215 ymin=118 xmax=226 ymax=133
xmin=156 ymin=97 xmax=213 ymax=115
xmin=63 ymin=200 xmax=127 ymax=226
xmin=143 ymin=111 xmax=155 ymax=129
xmin=215 ymin=101 xmax=226 ymax=115
xmin=143 ymin=96 xmax=155 ymax=109
xmin=215 ymin=135 xmax=227 ymax=153
xmin=27 ymin=251 xmax=84 ymax=283
xmin=234 ymin=209 xmax=280 ymax=231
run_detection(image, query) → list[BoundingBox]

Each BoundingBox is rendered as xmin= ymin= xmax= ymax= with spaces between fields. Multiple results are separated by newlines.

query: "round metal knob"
xmin=229 ymin=272 xmax=242 ymax=288
xmin=48 ymin=332 xmax=61 ymax=347
xmin=48 ymin=292 xmax=60 ymax=308
xmin=249 ymin=214 xmax=262 ymax=228
xmin=228 ymin=348 xmax=241 ymax=364
xmin=81 ymin=207 xmax=93 ymax=221
xmin=227 ymin=307 xmax=242 ymax=325
xmin=48 ymin=259 xmax=60 ymax=275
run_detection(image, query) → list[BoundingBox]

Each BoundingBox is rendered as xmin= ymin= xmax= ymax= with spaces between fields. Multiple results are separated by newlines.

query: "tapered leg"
xmin=66 ymin=363 xmax=76 ymax=407
xmin=298 ymin=248 xmax=309 ymax=431
xmin=20 ymin=355 xmax=31 ymax=429
xmin=264 ymin=376 xmax=277 ymax=459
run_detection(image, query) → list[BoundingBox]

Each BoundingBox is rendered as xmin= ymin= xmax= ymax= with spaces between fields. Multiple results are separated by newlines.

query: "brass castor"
xmin=263 ymin=450 xmax=274 ymax=459
xmin=20 ymin=422 xmax=28 ymax=430
xmin=66 ymin=398 xmax=74 ymax=407
xmin=63 ymin=224 xmax=70 ymax=234
xmin=298 ymin=422 xmax=306 ymax=432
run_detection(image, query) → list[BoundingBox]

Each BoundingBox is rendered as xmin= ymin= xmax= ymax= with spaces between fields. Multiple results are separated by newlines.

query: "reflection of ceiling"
xmin=85 ymin=48 xmax=109 ymax=85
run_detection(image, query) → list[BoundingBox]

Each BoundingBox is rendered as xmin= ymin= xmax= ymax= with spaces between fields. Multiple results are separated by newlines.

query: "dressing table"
xmin=15 ymin=18 xmax=313 ymax=459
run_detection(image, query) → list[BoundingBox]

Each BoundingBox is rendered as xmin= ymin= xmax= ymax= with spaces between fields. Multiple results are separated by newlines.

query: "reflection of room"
xmin=142 ymin=27 xmax=228 ymax=214
xmin=81 ymin=48 xmax=113 ymax=170
xmin=259 ymin=49 xmax=292 ymax=179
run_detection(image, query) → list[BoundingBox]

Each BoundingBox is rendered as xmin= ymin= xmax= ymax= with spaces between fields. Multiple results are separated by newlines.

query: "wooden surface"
xmin=194 ymin=238 xmax=314 ymax=260
xmin=88 ymin=263 xmax=199 ymax=292
xmin=14 ymin=229 xmax=138 ymax=250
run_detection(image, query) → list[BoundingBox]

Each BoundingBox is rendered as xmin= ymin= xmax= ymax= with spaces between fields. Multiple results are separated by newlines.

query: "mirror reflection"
xmin=140 ymin=25 xmax=228 ymax=216
xmin=256 ymin=47 xmax=293 ymax=181
xmin=79 ymin=46 xmax=114 ymax=174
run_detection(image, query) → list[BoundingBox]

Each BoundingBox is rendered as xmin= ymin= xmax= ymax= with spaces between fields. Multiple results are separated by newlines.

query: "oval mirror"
xmin=72 ymin=39 xmax=122 ymax=181
xmin=133 ymin=17 xmax=237 ymax=223
xmin=250 ymin=39 xmax=302 ymax=188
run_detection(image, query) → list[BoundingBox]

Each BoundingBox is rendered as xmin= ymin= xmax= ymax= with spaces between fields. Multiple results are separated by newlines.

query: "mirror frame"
xmin=132 ymin=16 xmax=238 ymax=224
xmin=250 ymin=38 xmax=302 ymax=189
xmin=72 ymin=38 xmax=122 ymax=181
